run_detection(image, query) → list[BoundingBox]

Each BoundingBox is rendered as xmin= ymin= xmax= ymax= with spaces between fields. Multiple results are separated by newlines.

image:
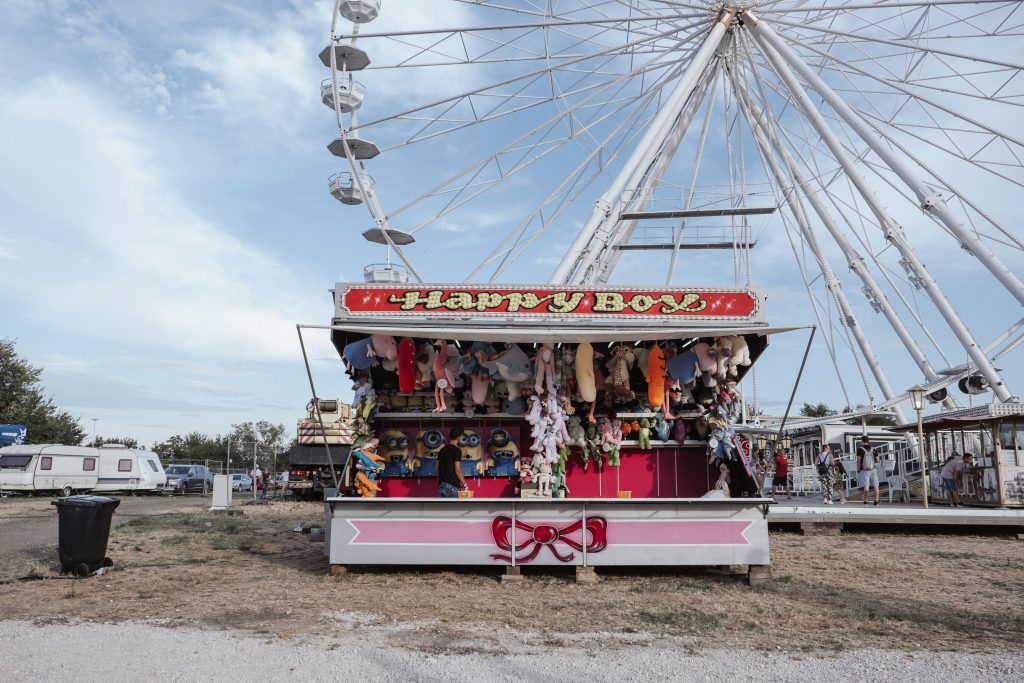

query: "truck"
xmin=289 ymin=399 xmax=352 ymax=500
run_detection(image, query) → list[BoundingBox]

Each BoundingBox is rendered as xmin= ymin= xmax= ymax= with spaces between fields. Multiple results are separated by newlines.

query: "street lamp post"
xmin=908 ymin=386 xmax=928 ymax=509
xmin=91 ymin=418 xmax=99 ymax=447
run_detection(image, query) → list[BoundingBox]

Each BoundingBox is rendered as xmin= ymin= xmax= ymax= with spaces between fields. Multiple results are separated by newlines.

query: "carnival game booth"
xmin=321 ymin=283 xmax=788 ymax=577
xmin=894 ymin=403 xmax=1024 ymax=508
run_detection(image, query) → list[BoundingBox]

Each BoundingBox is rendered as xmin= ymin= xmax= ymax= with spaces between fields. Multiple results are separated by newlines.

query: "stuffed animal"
xmin=646 ymin=344 xmax=667 ymax=409
xmin=666 ymin=350 xmax=699 ymax=386
xmin=672 ymin=418 xmax=687 ymax=443
xmin=432 ymin=340 xmax=455 ymax=413
xmin=606 ymin=344 xmax=636 ymax=400
xmin=379 ymin=429 xmax=413 ymax=477
xmin=415 ymin=341 xmax=436 ymax=390
xmin=634 ymin=346 xmax=650 ymax=378
xmin=566 ymin=415 xmax=587 ymax=458
xmin=369 ymin=335 xmax=399 ymax=368
xmin=575 ymin=342 xmax=598 ymax=422
xmin=637 ymin=417 xmax=653 ymax=450
xmin=654 ymin=414 xmax=671 ymax=441
xmin=620 ymin=420 xmax=633 ymax=439
xmin=534 ymin=342 xmax=557 ymax=395
xmin=693 ymin=342 xmax=719 ymax=387
xmin=731 ymin=335 xmax=752 ymax=367
xmin=486 ymin=428 xmax=520 ymax=476
xmin=456 ymin=428 xmax=487 ymax=476
xmin=444 ymin=343 xmax=464 ymax=388
xmin=397 ymin=338 xmax=416 ymax=393
xmin=583 ymin=420 xmax=603 ymax=471
xmin=534 ymin=460 xmax=553 ymax=497
xmin=605 ymin=418 xmax=623 ymax=467
xmin=413 ymin=429 xmax=445 ymax=476
xmin=343 ymin=337 xmax=375 ymax=370
xmin=482 ymin=343 xmax=532 ymax=397
xmin=471 ymin=372 xmax=491 ymax=406
xmin=559 ymin=346 xmax=576 ymax=413
xmin=460 ymin=341 xmax=496 ymax=375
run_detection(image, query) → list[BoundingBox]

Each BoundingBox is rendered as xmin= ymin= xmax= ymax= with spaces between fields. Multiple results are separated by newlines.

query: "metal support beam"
xmin=745 ymin=15 xmax=1013 ymax=402
xmin=619 ymin=207 xmax=776 ymax=220
xmin=730 ymin=65 xmax=955 ymax=412
xmin=550 ymin=7 xmax=738 ymax=285
xmin=615 ymin=241 xmax=756 ymax=250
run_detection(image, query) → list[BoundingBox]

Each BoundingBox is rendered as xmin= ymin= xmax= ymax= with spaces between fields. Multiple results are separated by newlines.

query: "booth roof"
xmin=891 ymin=402 xmax=1024 ymax=432
xmin=311 ymin=321 xmax=808 ymax=343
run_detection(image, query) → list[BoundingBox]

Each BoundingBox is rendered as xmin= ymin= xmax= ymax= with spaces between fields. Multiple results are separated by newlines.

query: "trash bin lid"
xmin=51 ymin=495 xmax=121 ymax=509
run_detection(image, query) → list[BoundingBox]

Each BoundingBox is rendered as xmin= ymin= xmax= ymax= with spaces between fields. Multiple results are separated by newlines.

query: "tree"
xmin=153 ymin=432 xmax=226 ymax=464
xmin=799 ymin=402 xmax=836 ymax=418
xmin=0 ymin=338 xmax=86 ymax=445
xmin=229 ymin=420 xmax=289 ymax=470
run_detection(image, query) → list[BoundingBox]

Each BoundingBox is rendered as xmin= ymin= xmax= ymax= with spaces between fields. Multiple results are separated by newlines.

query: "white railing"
xmin=775 ymin=440 xmax=922 ymax=499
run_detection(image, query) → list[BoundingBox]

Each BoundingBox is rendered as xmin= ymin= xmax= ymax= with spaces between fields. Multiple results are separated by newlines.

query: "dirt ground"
xmin=0 ymin=497 xmax=1021 ymax=655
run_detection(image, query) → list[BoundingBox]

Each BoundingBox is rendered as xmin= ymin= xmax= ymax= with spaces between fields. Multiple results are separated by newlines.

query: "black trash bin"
xmin=51 ymin=495 xmax=120 ymax=577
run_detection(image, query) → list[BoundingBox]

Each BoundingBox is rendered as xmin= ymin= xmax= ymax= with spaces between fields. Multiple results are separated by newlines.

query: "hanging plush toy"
xmin=343 ymin=337 xmax=375 ymax=371
xmin=606 ymin=344 xmax=636 ymax=401
xmin=666 ymin=350 xmax=699 ymax=386
xmin=608 ymin=419 xmax=623 ymax=466
xmin=584 ymin=421 xmax=603 ymax=471
xmin=471 ymin=372 xmax=491 ymax=406
xmin=369 ymin=335 xmax=399 ymax=370
xmin=575 ymin=342 xmax=598 ymax=422
xmin=566 ymin=415 xmax=587 ymax=459
xmin=432 ymin=340 xmax=455 ymax=413
xmin=415 ymin=341 xmax=436 ymax=391
xmin=559 ymin=346 xmax=576 ymax=413
xmin=482 ymin=343 xmax=532 ymax=397
xmin=646 ymin=344 xmax=667 ymax=409
xmin=397 ymin=338 xmax=416 ymax=393
xmin=693 ymin=342 xmax=719 ymax=388
xmin=534 ymin=342 xmax=557 ymax=395
xmin=731 ymin=335 xmax=752 ymax=368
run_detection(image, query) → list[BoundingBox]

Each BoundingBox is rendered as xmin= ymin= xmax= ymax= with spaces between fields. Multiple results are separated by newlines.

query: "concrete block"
xmin=575 ymin=566 xmax=600 ymax=584
xmin=801 ymin=521 xmax=843 ymax=536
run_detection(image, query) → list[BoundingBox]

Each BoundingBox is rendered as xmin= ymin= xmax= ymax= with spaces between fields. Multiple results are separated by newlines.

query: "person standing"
xmin=261 ymin=469 xmax=269 ymax=499
xmin=833 ymin=452 xmax=848 ymax=504
xmin=250 ymin=464 xmax=263 ymax=494
xmin=437 ymin=427 xmax=468 ymax=498
xmin=940 ymin=452 xmax=974 ymax=507
xmin=817 ymin=444 xmax=835 ymax=505
xmin=771 ymin=448 xmax=791 ymax=499
xmin=857 ymin=436 xmax=880 ymax=506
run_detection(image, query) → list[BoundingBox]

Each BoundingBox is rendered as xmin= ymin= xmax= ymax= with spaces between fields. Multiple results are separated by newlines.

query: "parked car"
xmin=163 ymin=464 xmax=215 ymax=494
xmin=230 ymin=473 xmax=253 ymax=491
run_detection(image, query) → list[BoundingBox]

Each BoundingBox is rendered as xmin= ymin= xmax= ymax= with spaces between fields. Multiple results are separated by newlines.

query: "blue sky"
xmin=1 ymin=0 xmax=1021 ymax=446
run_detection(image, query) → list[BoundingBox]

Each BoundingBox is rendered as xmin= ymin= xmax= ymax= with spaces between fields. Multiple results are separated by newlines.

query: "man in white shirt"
xmin=857 ymin=437 xmax=880 ymax=506
xmin=940 ymin=453 xmax=974 ymax=507
xmin=250 ymin=465 xmax=263 ymax=493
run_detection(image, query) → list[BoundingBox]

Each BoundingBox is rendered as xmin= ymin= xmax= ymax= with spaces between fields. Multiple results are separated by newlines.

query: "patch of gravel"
xmin=0 ymin=619 xmax=1020 ymax=682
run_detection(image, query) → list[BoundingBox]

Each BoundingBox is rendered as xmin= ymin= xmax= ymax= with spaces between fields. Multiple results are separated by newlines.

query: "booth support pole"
xmin=776 ymin=326 xmax=817 ymax=441
xmin=296 ymin=325 xmax=341 ymax=491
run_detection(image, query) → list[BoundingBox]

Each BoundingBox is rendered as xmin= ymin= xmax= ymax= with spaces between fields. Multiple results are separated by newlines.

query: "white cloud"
xmin=0 ymin=76 xmax=329 ymax=363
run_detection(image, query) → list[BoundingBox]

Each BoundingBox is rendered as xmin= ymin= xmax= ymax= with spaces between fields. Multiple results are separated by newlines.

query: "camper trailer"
xmin=93 ymin=444 xmax=167 ymax=494
xmin=0 ymin=444 xmax=166 ymax=496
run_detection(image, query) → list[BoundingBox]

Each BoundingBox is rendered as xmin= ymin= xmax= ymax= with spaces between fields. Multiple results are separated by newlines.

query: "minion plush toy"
xmin=380 ymin=429 xmax=413 ymax=477
xmin=413 ymin=429 xmax=445 ymax=477
xmin=456 ymin=428 xmax=489 ymax=476
xmin=486 ymin=428 xmax=520 ymax=476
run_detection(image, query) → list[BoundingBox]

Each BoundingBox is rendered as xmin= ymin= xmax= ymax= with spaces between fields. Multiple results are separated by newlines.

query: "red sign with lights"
xmin=336 ymin=285 xmax=760 ymax=320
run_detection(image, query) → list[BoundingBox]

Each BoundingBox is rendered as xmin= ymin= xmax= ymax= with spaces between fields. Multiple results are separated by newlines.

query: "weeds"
xmin=636 ymin=608 xmax=724 ymax=633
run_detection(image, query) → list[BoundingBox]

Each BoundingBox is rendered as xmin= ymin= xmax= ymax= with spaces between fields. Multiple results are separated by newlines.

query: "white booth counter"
xmin=326 ymin=496 xmax=772 ymax=569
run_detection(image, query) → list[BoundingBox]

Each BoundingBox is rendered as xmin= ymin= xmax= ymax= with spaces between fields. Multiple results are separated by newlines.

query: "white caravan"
xmin=0 ymin=445 xmax=166 ymax=496
xmin=93 ymin=444 xmax=167 ymax=494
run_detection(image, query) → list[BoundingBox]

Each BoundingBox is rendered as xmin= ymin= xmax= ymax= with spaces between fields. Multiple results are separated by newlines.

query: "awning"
xmin=307 ymin=322 xmax=808 ymax=344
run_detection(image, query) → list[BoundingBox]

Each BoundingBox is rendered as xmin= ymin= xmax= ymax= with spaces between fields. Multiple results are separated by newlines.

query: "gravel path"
xmin=1 ymin=620 xmax=1019 ymax=682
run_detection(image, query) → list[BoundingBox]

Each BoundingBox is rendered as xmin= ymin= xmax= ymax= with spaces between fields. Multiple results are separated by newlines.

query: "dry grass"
xmin=0 ymin=501 xmax=1021 ymax=653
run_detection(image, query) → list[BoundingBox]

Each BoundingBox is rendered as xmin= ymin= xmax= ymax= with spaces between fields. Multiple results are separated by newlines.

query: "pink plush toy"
xmin=431 ymin=340 xmax=454 ymax=413
xmin=369 ymin=335 xmax=399 ymax=364
xmin=693 ymin=342 xmax=719 ymax=388
xmin=534 ymin=342 xmax=556 ymax=395
xmin=471 ymin=372 xmax=491 ymax=406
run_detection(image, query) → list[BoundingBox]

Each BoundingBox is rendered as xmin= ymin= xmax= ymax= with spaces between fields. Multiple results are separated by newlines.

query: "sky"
xmin=0 ymin=0 xmax=1021 ymax=446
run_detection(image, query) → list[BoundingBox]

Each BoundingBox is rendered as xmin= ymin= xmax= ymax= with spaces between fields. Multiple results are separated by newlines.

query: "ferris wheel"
xmin=320 ymin=0 xmax=1024 ymax=419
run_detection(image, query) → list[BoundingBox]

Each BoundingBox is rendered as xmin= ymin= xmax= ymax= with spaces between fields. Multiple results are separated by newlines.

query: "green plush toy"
xmin=638 ymin=417 xmax=653 ymax=450
xmin=584 ymin=421 xmax=603 ymax=471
